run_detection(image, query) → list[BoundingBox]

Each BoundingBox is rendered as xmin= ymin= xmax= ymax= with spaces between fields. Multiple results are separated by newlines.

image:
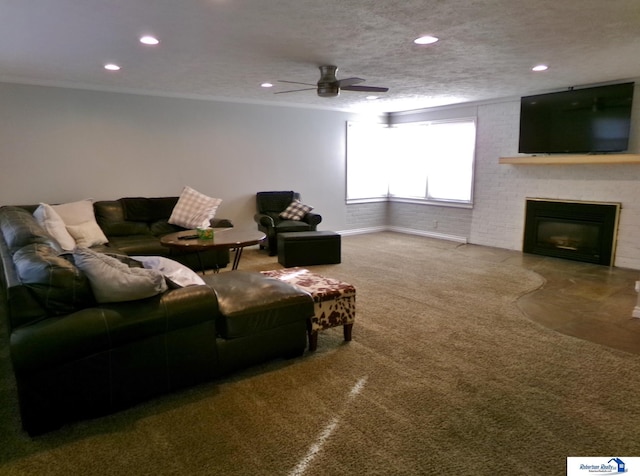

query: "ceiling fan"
xmin=276 ymin=65 xmax=389 ymax=98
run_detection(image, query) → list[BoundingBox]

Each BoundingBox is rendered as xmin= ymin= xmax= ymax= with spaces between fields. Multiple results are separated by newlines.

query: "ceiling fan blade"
xmin=341 ymin=85 xmax=389 ymax=93
xmin=278 ymin=80 xmax=317 ymax=87
xmin=274 ymin=87 xmax=317 ymax=95
xmin=336 ymin=77 xmax=365 ymax=88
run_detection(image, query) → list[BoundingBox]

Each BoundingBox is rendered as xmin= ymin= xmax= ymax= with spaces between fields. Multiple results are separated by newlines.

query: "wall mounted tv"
xmin=518 ymin=82 xmax=634 ymax=154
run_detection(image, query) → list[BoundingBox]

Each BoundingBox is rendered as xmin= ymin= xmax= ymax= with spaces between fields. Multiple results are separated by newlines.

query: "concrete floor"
xmin=493 ymin=249 xmax=640 ymax=355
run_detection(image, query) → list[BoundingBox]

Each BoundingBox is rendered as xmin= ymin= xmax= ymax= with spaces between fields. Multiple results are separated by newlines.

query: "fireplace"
xmin=523 ymin=199 xmax=620 ymax=266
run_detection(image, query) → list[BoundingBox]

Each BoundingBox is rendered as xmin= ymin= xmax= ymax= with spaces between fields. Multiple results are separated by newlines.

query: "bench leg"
xmin=308 ymin=330 xmax=318 ymax=352
xmin=308 ymin=323 xmax=353 ymax=351
xmin=343 ymin=323 xmax=353 ymax=342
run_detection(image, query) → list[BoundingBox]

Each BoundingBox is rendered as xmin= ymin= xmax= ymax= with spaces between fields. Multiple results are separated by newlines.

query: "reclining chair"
xmin=254 ymin=191 xmax=322 ymax=256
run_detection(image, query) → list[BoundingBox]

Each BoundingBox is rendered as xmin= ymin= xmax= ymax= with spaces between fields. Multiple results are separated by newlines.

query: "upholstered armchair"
xmin=254 ymin=191 xmax=322 ymax=255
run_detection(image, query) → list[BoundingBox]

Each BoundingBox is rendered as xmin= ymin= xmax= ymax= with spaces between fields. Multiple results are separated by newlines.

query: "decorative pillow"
xmin=168 ymin=186 xmax=222 ymax=229
xmin=73 ymin=247 xmax=167 ymax=303
xmin=132 ymin=256 xmax=205 ymax=288
xmin=52 ymin=199 xmax=96 ymax=226
xmin=280 ymin=200 xmax=313 ymax=221
xmin=67 ymin=221 xmax=109 ymax=247
xmin=33 ymin=203 xmax=77 ymax=251
xmin=35 ymin=199 xmax=109 ymax=250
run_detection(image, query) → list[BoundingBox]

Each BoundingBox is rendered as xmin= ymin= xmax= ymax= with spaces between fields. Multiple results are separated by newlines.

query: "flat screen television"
xmin=518 ymin=82 xmax=634 ymax=154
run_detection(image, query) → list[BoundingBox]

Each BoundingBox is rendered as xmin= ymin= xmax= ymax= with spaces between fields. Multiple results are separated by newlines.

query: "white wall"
xmin=2 ymin=81 xmax=639 ymax=269
xmin=0 ymin=82 xmax=379 ymax=232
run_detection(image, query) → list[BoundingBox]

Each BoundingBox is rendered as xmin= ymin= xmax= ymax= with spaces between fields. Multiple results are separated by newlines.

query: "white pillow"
xmin=132 ymin=256 xmax=206 ymax=287
xmin=67 ymin=221 xmax=109 ymax=247
xmin=73 ymin=247 xmax=168 ymax=303
xmin=168 ymin=186 xmax=222 ymax=229
xmin=33 ymin=203 xmax=77 ymax=251
xmin=51 ymin=199 xmax=96 ymax=226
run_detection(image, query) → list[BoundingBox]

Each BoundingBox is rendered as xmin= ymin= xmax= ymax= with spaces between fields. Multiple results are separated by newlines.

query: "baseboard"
xmin=336 ymin=226 xmax=468 ymax=244
xmin=337 ymin=226 xmax=387 ymax=236
xmin=387 ymin=226 xmax=468 ymax=243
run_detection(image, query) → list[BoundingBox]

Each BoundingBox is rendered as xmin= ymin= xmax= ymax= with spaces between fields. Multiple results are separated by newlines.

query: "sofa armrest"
xmin=210 ymin=217 xmax=233 ymax=228
xmin=254 ymin=213 xmax=275 ymax=228
xmin=304 ymin=212 xmax=322 ymax=227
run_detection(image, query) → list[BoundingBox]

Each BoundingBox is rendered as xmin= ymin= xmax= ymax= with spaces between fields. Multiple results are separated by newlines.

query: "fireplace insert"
xmin=523 ymin=199 xmax=620 ymax=266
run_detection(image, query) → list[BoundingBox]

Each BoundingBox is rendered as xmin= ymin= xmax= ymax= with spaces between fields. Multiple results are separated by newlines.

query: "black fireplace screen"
xmin=523 ymin=199 xmax=620 ymax=265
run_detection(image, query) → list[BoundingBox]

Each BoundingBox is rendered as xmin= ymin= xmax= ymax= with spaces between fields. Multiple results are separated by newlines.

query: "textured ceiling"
xmin=1 ymin=0 xmax=640 ymax=113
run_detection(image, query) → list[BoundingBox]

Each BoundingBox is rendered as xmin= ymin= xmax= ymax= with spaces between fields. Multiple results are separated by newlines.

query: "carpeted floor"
xmin=1 ymin=232 xmax=640 ymax=475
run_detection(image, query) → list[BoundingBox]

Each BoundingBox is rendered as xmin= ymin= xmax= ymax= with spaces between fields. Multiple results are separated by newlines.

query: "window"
xmin=346 ymin=121 xmax=389 ymax=201
xmin=346 ymin=118 xmax=476 ymax=206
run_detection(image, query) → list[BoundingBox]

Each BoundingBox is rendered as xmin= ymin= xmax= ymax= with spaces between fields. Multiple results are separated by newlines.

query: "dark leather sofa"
xmin=0 ymin=202 xmax=313 ymax=436
xmin=96 ymin=197 xmax=235 ymax=270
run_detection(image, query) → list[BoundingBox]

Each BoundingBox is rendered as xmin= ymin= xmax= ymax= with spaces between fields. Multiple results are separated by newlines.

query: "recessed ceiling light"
xmin=414 ymin=35 xmax=439 ymax=45
xmin=532 ymin=64 xmax=548 ymax=72
xmin=140 ymin=35 xmax=159 ymax=45
xmin=366 ymin=96 xmax=379 ymax=100
xmin=104 ymin=63 xmax=121 ymax=71
xmin=261 ymin=82 xmax=273 ymax=88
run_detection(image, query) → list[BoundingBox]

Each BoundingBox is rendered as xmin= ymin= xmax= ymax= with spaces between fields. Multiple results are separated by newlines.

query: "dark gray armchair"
xmin=254 ymin=191 xmax=322 ymax=256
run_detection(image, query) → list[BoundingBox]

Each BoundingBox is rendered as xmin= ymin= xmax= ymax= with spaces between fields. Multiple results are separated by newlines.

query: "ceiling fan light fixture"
xmin=414 ymin=35 xmax=439 ymax=45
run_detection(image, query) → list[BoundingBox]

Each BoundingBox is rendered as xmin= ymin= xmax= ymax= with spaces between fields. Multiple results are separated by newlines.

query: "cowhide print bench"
xmin=261 ymin=268 xmax=355 ymax=351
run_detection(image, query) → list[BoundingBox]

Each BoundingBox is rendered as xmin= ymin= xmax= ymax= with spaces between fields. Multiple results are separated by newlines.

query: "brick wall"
xmin=345 ymin=201 xmax=388 ymax=232
xmin=345 ymin=96 xmax=640 ymax=270
xmin=471 ymin=99 xmax=640 ymax=270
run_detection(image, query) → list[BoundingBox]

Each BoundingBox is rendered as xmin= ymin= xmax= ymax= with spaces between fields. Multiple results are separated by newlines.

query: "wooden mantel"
xmin=499 ymin=154 xmax=640 ymax=165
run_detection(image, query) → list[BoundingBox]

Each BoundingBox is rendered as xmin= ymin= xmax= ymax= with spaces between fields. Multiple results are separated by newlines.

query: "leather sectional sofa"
xmin=0 ymin=199 xmax=314 ymax=436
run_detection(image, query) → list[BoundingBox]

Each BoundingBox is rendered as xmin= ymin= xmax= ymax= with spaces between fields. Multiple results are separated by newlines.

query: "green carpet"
xmin=1 ymin=232 xmax=640 ymax=475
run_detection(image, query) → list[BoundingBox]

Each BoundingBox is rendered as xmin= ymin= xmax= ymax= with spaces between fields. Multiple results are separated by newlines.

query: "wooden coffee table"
xmin=160 ymin=228 xmax=266 ymax=272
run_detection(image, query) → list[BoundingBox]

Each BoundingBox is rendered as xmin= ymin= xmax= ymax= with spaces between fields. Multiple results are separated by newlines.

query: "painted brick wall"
xmin=470 ymin=99 xmax=640 ymax=270
xmin=347 ymin=95 xmax=640 ymax=270
xmin=345 ymin=201 xmax=388 ymax=231
xmin=387 ymin=202 xmax=472 ymax=238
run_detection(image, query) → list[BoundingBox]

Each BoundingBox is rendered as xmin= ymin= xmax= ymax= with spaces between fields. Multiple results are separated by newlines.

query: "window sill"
xmin=347 ymin=197 xmax=473 ymax=209
xmin=389 ymin=197 xmax=473 ymax=208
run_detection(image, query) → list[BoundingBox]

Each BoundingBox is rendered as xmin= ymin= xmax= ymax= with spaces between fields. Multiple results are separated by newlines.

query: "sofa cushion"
xmin=13 ymin=244 xmax=95 ymax=315
xmin=106 ymin=235 xmax=170 ymax=256
xmin=119 ymin=197 xmax=178 ymax=222
xmin=149 ymin=219 xmax=184 ymax=237
xmin=94 ymin=200 xmax=153 ymax=237
xmin=202 ymin=271 xmax=313 ymax=339
xmin=73 ymin=247 xmax=168 ymax=303
xmin=168 ymin=186 xmax=222 ymax=229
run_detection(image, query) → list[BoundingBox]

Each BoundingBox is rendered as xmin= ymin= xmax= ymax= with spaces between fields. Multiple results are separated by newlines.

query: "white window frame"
xmin=346 ymin=118 xmax=476 ymax=207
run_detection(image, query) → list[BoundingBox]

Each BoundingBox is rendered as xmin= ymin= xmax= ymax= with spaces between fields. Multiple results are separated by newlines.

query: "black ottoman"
xmin=278 ymin=231 xmax=341 ymax=267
